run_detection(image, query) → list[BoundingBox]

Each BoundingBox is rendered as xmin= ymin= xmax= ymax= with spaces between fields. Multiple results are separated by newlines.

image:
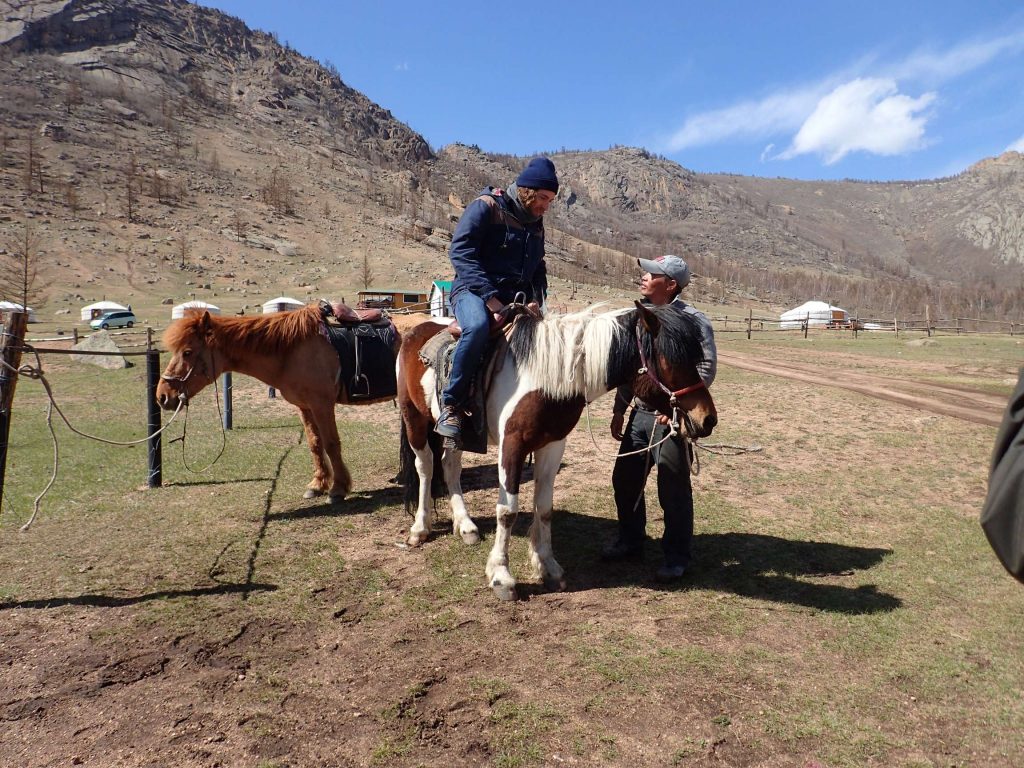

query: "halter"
xmin=634 ymin=325 xmax=707 ymax=407
xmin=160 ymin=347 xmax=215 ymax=403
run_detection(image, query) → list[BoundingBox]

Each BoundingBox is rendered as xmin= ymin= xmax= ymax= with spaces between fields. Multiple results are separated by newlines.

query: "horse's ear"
xmin=635 ymin=300 xmax=661 ymax=336
xmin=199 ymin=310 xmax=214 ymax=338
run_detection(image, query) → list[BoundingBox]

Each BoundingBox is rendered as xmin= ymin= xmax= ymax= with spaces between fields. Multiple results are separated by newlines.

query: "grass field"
xmin=0 ymin=331 xmax=1021 ymax=767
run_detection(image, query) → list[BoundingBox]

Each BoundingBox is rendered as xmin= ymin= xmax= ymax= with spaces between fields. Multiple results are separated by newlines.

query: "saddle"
xmin=318 ymin=300 xmax=397 ymax=400
xmin=319 ymin=299 xmax=383 ymax=325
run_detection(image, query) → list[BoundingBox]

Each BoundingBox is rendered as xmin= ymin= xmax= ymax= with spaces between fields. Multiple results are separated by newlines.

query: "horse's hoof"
xmin=543 ymin=575 xmax=567 ymax=592
xmin=491 ymin=580 xmax=518 ymax=602
xmin=407 ymin=533 xmax=427 ymax=548
xmin=329 ymin=493 xmax=346 ymax=503
xmin=460 ymin=530 xmax=481 ymax=546
xmin=303 ymin=488 xmax=325 ymax=499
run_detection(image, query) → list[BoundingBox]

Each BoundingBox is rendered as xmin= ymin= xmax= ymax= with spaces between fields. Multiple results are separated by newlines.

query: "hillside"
xmin=1 ymin=0 xmax=1022 ymax=329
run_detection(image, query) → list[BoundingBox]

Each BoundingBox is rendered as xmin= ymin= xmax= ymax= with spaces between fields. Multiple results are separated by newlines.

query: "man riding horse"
xmin=435 ymin=157 xmax=559 ymax=442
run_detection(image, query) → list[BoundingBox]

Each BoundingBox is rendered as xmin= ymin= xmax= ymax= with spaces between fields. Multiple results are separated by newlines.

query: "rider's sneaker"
xmin=435 ymin=405 xmax=463 ymax=439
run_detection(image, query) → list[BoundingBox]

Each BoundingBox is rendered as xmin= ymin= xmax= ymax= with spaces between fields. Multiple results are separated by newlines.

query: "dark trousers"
xmin=611 ymin=407 xmax=694 ymax=568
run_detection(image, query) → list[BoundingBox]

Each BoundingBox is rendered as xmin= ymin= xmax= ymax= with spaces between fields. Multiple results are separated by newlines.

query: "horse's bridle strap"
xmin=670 ymin=380 xmax=707 ymax=399
xmin=635 ymin=324 xmax=707 ymax=405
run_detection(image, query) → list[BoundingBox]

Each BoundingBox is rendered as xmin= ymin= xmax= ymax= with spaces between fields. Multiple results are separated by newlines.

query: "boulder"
xmin=71 ymin=331 xmax=131 ymax=369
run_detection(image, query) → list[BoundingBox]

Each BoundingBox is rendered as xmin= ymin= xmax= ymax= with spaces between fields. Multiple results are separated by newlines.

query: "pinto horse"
xmin=397 ymin=301 xmax=717 ymax=601
xmin=157 ymin=305 xmax=401 ymax=501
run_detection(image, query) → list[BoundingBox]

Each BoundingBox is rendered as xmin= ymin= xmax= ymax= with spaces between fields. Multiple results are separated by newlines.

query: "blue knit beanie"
xmin=516 ymin=157 xmax=559 ymax=193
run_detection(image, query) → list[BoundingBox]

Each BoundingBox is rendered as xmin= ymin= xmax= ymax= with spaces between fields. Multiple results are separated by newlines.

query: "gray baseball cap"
xmin=637 ymin=255 xmax=690 ymax=288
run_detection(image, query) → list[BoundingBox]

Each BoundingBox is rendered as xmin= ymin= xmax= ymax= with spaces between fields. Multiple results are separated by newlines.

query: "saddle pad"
xmin=322 ymin=320 xmax=397 ymax=400
xmin=418 ymin=330 xmax=487 ymax=454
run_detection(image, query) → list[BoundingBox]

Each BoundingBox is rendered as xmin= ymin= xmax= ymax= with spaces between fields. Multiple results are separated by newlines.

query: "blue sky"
xmin=200 ymin=1 xmax=1024 ymax=182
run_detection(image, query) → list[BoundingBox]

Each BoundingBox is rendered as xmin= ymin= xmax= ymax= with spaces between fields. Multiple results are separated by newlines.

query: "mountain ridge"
xmin=1 ymin=0 xmax=1021 ymax=324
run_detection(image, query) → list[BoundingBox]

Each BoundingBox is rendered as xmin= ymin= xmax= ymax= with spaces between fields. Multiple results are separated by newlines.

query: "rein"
xmin=161 ymin=346 xmax=227 ymax=471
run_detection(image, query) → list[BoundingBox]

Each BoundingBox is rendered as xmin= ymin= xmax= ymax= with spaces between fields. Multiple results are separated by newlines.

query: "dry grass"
xmin=0 ymin=335 xmax=1020 ymax=767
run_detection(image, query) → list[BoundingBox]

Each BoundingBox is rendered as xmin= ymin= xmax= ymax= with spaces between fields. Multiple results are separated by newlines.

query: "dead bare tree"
xmin=230 ymin=209 xmax=248 ymax=242
xmin=123 ymin=155 xmax=138 ymax=222
xmin=360 ymin=251 xmax=373 ymax=290
xmin=22 ymin=130 xmax=41 ymax=196
xmin=62 ymin=179 xmax=79 ymax=216
xmin=260 ymin=167 xmax=295 ymax=214
xmin=63 ymin=77 xmax=83 ymax=115
xmin=0 ymin=222 xmax=44 ymax=311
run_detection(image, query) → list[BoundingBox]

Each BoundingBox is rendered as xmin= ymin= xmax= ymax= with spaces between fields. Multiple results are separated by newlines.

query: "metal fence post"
xmin=222 ymin=372 xmax=233 ymax=430
xmin=146 ymin=348 xmax=162 ymax=488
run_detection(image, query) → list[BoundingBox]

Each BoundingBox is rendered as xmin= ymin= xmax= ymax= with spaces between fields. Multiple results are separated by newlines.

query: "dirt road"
xmin=719 ymin=350 xmax=1007 ymax=427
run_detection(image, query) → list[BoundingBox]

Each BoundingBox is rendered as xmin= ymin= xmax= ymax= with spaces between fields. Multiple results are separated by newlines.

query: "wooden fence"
xmin=711 ymin=309 xmax=1018 ymax=339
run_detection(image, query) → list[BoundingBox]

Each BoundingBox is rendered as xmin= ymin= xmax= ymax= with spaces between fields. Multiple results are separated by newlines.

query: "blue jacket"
xmin=449 ymin=187 xmax=547 ymax=305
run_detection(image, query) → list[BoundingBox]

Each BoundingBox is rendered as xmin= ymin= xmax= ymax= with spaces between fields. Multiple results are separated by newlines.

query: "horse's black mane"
xmin=608 ymin=304 xmax=705 ymax=388
xmin=506 ymin=304 xmax=705 ymax=391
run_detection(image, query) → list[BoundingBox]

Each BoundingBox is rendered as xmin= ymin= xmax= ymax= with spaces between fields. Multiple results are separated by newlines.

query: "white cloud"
xmin=661 ymin=28 xmax=1023 ymax=162
xmin=891 ymin=29 xmax=1024 ymax=83
xmin=1009 ymin=135 xmax=1024 ymax=152
xmin=394 ymin=62 xmax=409 ymax=71
xmin=664 ymin=83 xmax=827 ymax=152
xmin=779 ymin=78 xmax=935 ymax=164
xmin=759 ymin=143 xmax=775 ymax=162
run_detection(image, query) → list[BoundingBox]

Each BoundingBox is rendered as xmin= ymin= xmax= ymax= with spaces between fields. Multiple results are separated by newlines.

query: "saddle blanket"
xmin=418 ymin=330 xmax=488 ymax=454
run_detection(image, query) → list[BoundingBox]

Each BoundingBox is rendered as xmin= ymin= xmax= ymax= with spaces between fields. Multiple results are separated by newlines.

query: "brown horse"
xmin=397 ymin=301 xmax=718 ymax=601
xmin=156 ymin=304 xmax=401 ymax=501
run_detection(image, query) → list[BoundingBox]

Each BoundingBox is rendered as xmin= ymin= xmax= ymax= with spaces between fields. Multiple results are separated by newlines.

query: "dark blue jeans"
xmin=442 ymin=291 xmax=490 ymax=407
xmin=611 ymin=407 xmax=694 ymax=568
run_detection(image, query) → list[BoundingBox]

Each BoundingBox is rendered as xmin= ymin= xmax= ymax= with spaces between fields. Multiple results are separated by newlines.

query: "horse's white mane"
xmin=515 ymin=304 xmax=632 ymax=401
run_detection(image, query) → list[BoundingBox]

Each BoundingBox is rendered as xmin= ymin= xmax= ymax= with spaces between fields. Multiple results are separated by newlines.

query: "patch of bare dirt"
xmin=719 ymin=350 xmax=1007 ymax=426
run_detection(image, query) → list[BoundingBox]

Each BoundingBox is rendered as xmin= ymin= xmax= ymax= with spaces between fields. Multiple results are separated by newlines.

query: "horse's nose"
xmin=695 ymin=411 xmax=717 ymax=438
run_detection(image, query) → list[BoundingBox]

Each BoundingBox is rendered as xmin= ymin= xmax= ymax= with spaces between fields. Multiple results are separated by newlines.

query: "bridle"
xmin=160 ymin=345 xmax=215 ymax=404
xmin=634 ymin=324 xmax=707 ymax=408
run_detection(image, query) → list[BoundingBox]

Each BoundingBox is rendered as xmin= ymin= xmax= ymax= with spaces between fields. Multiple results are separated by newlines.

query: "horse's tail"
xmin=398 ymin=421 xmax=448 ymax=514
xmin=399 ymin=421 xmax=418 ymax=514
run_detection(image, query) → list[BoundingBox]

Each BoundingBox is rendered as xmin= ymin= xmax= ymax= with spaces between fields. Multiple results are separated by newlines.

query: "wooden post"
xmin=894 ymin=316 xmax=899 ymax=339
xmin=956 ymin=318 xmax=962 ymax=336
xmin=73 ymin=327 xmax=79 ymax=344
xmin=746 ymin=308 xmax=752 ymax=340
xmin=0 ymin=312 xmax=29 ymax=507
xmin=854 ymin=309 xmax=859 ymax=339
xmin=925 ymin=305 xmax=931 ymax=337
xmin=804 ymin=313 xmax=809 ymax=339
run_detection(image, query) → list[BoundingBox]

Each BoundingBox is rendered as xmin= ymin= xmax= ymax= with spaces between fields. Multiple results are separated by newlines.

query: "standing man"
xmin=980 ymin=367 xmax=1024 ymax=584
xmin=435 ymin=157 xmax=558 ymax=440
xmin=602 ymin=255 xmax=717 ymax=582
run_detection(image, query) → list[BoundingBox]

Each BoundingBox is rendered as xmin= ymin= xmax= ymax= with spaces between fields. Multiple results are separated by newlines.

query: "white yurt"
xmin=780 ymin=301 xmax=848 ymax=329
xmin=171 ymin=300 xmax=221 ymax=319
xmin=262 ymin=296 xmax=305 ymax=314
xmin=0 ymin=301 xmax=38 ymax=323
xmin=80 ymin=300 xmax=129 ymax=321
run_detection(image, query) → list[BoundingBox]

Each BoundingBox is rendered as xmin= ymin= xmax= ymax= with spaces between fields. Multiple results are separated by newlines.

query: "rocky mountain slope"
xmin=1 ymin=0 xmax=1021 ymax=328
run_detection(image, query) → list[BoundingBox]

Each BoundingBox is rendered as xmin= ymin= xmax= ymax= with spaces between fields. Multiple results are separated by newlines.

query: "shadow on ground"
xmin=512 ymin=510 xmax=901 ymax=614
xmin=0 ymin=582 xmax=278 ymax=611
